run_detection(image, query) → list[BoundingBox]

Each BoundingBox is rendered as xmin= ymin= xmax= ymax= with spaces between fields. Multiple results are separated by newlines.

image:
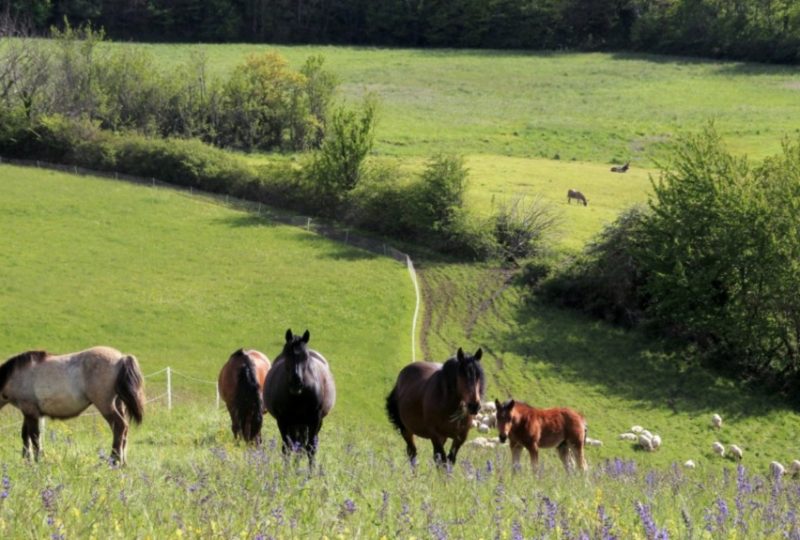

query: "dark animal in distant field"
xmin=386 ymin=347 xmax=485 ymax=465
xmin=263 ymin=329 xmax=335 ymax=466
xmin=495 ymin=399 xmax=587 ymax=473
xmin=567 ymin=189 xmax=588 ymax=206
xmin=0 ymin=346 xmax=145 ymax=465
xmin=611 ymin=162 xmax=630 ymax=173
xmin=218 ymin=348 xmax=271 ymax=444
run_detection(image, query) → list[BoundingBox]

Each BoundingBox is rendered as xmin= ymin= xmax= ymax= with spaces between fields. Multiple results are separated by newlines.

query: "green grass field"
xmin=3 ymin=43 xmax=800 ymax=538
xmin=0 ymin=164 xmax=415 ymax=426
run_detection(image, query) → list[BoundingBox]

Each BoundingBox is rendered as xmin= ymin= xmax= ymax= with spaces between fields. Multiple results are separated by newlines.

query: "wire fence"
xmin=0 ymin=155 xmax=422 ymax=358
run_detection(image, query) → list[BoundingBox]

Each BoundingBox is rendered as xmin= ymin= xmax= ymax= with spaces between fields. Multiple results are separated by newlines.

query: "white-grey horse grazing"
xmin=263 ymin=329 xmax=335 ymax=467
xmin=567 ymin=189 xmax=588 ymax=206
xmin=0 ymin=346 xmax=145 ymax=464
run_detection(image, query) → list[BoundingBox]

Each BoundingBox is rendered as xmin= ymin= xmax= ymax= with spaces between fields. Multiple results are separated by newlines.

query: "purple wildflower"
xmin=597 ymin=504 xmax=617 ymax=540
xmin=543 ymin=497 xmax=558 ymax=530
xmin=635 ymin=501 xmax=657 ymax=540
xmin=428 ymin=522 xmax=448 ymax=540
xmin=338 ymin=498 xmax=356 ymax=519
xmin=511 ymin=520 xmax=523 ymax=540
xmin=715 ymin=497 xmax=730 ymax=531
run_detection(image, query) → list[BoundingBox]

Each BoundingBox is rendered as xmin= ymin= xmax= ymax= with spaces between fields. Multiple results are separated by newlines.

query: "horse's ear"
xmin=508 ymin=399 xmax=516 ymax=409
xmin=495 ymin=398 xmax=501 ymax=408
xmin=457 ymin=347 xmax=464 ymax=361
xmin=474 ymin=348 xmax=482 ymax=361
xmin=302 ymin=330 xmax=310 ymax=343
xmin=285 ymin=329 xmax=293 ymax=342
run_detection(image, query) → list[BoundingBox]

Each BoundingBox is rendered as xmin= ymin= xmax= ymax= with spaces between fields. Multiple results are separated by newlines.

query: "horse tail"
xmin=235 ymin=356 xmax=263 ymax=442
xmin=116 ymin=355 xmax=145 ymax=424
xmin=386 ymin=386 xmax=404 ymax=432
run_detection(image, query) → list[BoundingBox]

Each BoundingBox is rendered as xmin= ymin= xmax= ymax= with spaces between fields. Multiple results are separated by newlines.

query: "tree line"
xmin=2 ymin=1 xmax=799 ymax=64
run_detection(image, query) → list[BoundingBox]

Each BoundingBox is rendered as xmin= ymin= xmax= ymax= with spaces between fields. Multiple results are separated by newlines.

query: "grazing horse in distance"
xmin=218 ymin=348 xmax=271 ymax=444
xmin=610 ymin=162 xmax=630 ymax=173
xmin=494 ymin=399 xmax=587 ymax=473
xmin=0 ymin=346 xmax=145 ymax=465
xmin=567 ymin=189 xmax=588 ymax=206
xmin=386 ymin=347 xmax=485 ymax=465
xmin=263 ymin=329 xmax=335 ymax=466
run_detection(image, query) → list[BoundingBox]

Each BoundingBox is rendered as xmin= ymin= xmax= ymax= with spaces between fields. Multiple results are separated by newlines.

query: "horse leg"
xmin=400 ymin=429 xmax=417 ymax=464
xmin=573 ymin=442 xmax=588 ymax=472
xmin=431 ymin=436 xmax=448 ymax=466
xmin=103 ymin=408 xmax=128 ymax=466
xmin=510 ymin=442 xmax=523 ymax=472
xmin=447 ymin=433 xmax=467 ymax=464
xmin=227 ymin=405 xmax=241 ymax=440
xmin=20 ymin=417 xmax=32 ymax=460
xmin=527 ymin=443 xmax=540 ymax=472
xmin=22 ymin=415 xmax=41 ymax=462
xmin=557 ymin=443 xmax=572 ymax=473
xmin=304 ymin=424 xmax=320 ymax=469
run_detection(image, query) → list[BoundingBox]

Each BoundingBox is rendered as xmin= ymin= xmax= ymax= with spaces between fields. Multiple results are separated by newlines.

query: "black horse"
xmin=263 ymin=329 xmax=336 ymax=466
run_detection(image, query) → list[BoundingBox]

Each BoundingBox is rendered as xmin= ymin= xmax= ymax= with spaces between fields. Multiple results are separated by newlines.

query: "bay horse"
xmin=610 ymin=161 xmax=630 ymax=173
xmin=0 ymin=346 xmax=145 ymax=465
xmin=263 ymin=329 xmax=335 ymax=466
xmin=386 ymin=347 xmax=485 ymax=465
xmin=567 ymin=189 xmax=588 ymax=206
xmin=494 ymin=399 xmax=587 ymax=473
xmin=218 ymin=348 xmax=271 ymax=444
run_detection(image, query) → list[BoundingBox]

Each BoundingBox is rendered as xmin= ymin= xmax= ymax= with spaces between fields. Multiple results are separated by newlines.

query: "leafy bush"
xmin=493 ymin=195 xmax=560 ymax=263
xmin=306 ymin=96 xmax=377 ymax=214
xmin=539 ymin=206 xmax=649 ymax=328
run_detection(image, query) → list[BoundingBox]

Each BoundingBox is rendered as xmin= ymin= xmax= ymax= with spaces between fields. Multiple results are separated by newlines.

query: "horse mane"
xmin=0 ymin=350 xmax=47 ymax=391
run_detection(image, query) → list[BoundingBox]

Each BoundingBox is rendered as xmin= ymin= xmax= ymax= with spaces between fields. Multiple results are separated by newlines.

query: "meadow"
xmin=3 ymin=42 xmax=800 ymax=539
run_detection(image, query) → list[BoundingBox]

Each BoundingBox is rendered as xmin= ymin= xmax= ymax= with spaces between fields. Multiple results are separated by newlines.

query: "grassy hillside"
xmin=0 ymin=164 xmax=415 ymax=427
xmin=125 ymin=44 xmax=800 ymax=163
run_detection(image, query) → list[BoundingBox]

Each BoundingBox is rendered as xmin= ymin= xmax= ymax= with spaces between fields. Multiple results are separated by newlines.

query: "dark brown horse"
xmin=218 ymin=348 xmax=271 ymax=444
xmin=386 ymin=347 xmax=485 ymax=465
xmin=567 ymin=189 xmax=588 ymax=206
xmin=0 ymin=346 xmax=145 ymax=464
xmin=495 ymin=399 xmax=587 ymax=473
xmin=263 ymin=329 xmax=335 ymax=466
xmin=610 ymin=161 xmax=630 ymax=173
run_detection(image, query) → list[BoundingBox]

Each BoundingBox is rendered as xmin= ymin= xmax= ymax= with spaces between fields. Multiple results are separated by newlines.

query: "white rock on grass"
xmin=586 ymin=437 xmax=603 ymax=447
xmin=478 ymin=423 xmax=490 ymax=434
xmin=683 ymin=460 xmax=696 ymax=469
xmin=619 ymin=433 xmax=638 ymax=441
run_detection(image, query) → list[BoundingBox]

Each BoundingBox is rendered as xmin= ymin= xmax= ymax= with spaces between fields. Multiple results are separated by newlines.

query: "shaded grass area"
xmin=0 ymin=164 xmax=414 ymax=426
xmin=417 ymin=262 xmax=800 ymax=469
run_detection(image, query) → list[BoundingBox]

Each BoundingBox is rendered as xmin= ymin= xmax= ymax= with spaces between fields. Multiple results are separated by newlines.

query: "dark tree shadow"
xmin=498 ymin=299 xmax=789 ymax=419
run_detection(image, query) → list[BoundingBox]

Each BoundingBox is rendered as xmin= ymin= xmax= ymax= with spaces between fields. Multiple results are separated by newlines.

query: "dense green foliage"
xmin=0 ymin=25 xmax=335 ymax=152
xmin=5 ymin=0 xmax=800 ymax=63
xmin=540 ymin=129 xmax=800 ymax=397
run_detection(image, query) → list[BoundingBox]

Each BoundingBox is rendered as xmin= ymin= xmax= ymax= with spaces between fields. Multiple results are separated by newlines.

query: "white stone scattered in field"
xmin=728 ymin=444 xmax=743 ymax=460
xmin=586 ymin=437 xmax=603 ymax=447
xmin=619 ymin=433 xmax=638 ymax=441
xmin=630 ymin=425 xmax=644 ymax=434
xmin=683 ymin=460 xmax=696 ymax=469
xmin=478 ymin=423 xmax=490 ymax=434
xmin=711 ymin=413 xmax=723 ymax=429
xmin=712 ymin=441 xmax=725 ymax=457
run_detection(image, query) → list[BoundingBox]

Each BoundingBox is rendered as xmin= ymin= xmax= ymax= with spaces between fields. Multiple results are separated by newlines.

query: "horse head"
xmin=454 ymin=347 xmax=484 ymax=415
xmin=283 ymin=328 xmax=311 ymax=395
xmin=494 ymin=399 xmax=516 ymax=443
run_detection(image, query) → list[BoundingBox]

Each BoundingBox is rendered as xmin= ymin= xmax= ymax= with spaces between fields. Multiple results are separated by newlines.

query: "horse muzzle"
xmin=467 ymin=402 xmax=480 ymax=415
xmin=498 ymin=433 xmax=507 ymax=444
xmin=289 ymin=386 xmax=303 ymax=396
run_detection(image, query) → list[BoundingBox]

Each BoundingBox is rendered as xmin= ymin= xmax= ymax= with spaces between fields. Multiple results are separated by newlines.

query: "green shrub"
xmin=492 ymin=194 xmax=560 ymax=263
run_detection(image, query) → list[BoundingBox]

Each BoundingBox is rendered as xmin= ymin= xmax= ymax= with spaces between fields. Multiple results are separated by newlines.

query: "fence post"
xmin=166 ymin=367 xmax=172 ymax=410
